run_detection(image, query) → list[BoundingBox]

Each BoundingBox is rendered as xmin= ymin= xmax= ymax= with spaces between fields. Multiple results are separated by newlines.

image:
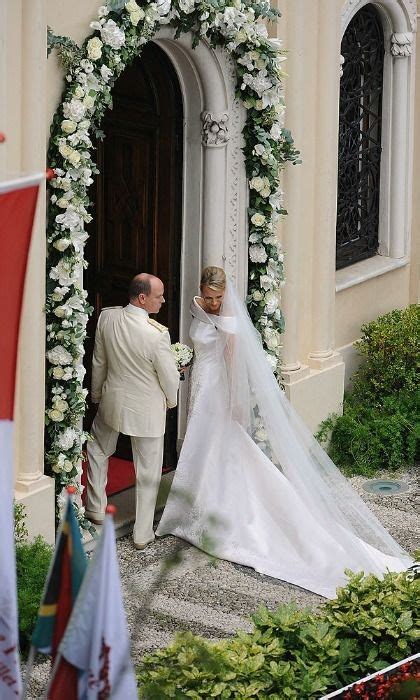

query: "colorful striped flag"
xmin=0 ymin=172 xmax=43 ymax=699
xmin=55 ymin=507 xmax=137 ymax=699
xmin=29 ymin=491 xmax=87 ymax=698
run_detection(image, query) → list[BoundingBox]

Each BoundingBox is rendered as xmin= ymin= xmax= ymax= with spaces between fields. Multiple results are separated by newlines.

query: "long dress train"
xmin=157 ymin=287 xmax=411 ymax=598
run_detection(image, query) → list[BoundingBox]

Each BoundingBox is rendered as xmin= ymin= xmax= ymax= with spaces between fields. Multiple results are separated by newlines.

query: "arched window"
xmin=336 ymin=5 xmax=384 ymax=270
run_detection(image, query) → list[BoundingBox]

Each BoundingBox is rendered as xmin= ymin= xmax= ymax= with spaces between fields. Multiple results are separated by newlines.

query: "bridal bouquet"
xmin=171 ymin=342 xmax=193 ymax=380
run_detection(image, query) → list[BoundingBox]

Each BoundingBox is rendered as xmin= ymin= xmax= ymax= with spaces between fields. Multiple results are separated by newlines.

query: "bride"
xmin=157 ymin=266 xmax=411 ymax=598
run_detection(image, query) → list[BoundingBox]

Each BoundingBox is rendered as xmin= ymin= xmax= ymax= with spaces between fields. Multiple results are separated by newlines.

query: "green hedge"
xmin=16 ymin=536 xmax=53 ymax=654
xmin=316 ymin=305 xmax=419 ymax=476
xmin=137 ymin=568 xmax=419 ymax=699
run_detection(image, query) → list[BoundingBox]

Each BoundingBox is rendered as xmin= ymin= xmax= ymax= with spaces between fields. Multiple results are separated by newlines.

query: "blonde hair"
xmin=200 ymin=266 xmax=226 ymax=291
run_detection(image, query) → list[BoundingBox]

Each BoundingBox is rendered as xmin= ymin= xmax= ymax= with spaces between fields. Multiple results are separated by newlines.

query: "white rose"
xmin=264 ymin=291 xmax=279 ymax=314
xmin=252 ymin=290 xmax=264 ymax=301
xmin=249 ymin=244 xmax=268 ymax=263
xmin=249 ymin=176 xmax=264 ymax=192
xmin=63 ymin=98 xmax=86 ymax=122
xmin=47 ymin=345 xmax=73 ymax=366
xmin=52 ymin=366 xmax=65 ymax=379
xmin=251 ymin=213 xmax=265 ymax=227
xmin=129 ymin=9 xmax=144 ymax=25
xmin=101 ymin=20 xmax=125 ymax=49
xmin=48 ymin=409 xmax=65 ymax=422
xmin=54 ymin=306 xmax=70 ymax=319
xmin=260 ymin=274 xmax=273 ymax=291
xmin=58 ymin=143 xmax=81 ymax=166
xmin=87 ymin=36 xmax=103 ymax=61
xmin=260 ymin=186 xmax=271 ymax=198
xmin=63 ymin=460 xmax=74 ymax=472
xmin=54 ymin=399 xmax=68 ymax=412
xmin=83 ymin=95 xmax=95 ymax=111
xmin=53 ymin=238 xmax=71 ymax=252
xmin=74 ymin=86 xmax=84 ymax=99
xmin=125 ymin=0 xmax=139 ymax=11
xmin=61 ymin=119 xmax=77 ymax=134
xmin=264 ymin=328 xmax=280 ymax=350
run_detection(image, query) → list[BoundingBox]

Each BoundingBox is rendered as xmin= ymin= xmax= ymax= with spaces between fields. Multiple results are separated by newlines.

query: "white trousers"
xmin=86 ymin=412 xmax=164 ymax=545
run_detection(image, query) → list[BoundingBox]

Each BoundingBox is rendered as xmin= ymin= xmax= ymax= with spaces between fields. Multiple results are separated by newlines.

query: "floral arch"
xmin=45 ymin=0 xmax=298 ymax=520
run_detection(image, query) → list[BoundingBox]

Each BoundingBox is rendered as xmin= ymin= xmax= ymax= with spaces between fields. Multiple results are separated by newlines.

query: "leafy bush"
xmin=352 ymin=305 xmax=419 ymax=401
xmin=316 ymin=305 xmax=419 ymax=476
xmin=316 ymin=390 xmax=419 ymax=476
xmin=137 ymin=569 xmax=419 ymax=699
xmin=16 ymin=536 xmax=53 ymax=654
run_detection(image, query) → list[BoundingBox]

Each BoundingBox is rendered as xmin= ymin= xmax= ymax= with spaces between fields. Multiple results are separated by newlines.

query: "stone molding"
xmin=200 ymin=110 xmax=229 ymax=147
xmin=341 ymin=0 xmax=417 ymax=32
xmin=391 ymin=32 xmax=413 ymax=56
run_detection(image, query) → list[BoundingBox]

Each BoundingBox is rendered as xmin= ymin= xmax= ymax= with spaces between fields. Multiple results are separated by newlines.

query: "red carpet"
xmin=82 ymin=456 xmax=135 ymax=498
xmin=81 ymin=457 xmax=175 ymax=499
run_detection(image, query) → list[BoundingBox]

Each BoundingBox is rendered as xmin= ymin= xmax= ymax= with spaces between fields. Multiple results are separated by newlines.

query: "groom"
xmin=85 ymin=273 xmax=180 ymax=549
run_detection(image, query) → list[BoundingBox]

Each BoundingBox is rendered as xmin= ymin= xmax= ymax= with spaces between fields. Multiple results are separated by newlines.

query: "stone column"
xmin=201 ymin=110 xmax=229 ymax=269
xmin=307 ymin=0 xmax=342 ymax=370
xmin=389 ymin=32 xmax=412 ymax=258
xmin=14 ymin=0 xmax=55 ymax=544
xmin=279 ymin=0 xmax=312 ymax=376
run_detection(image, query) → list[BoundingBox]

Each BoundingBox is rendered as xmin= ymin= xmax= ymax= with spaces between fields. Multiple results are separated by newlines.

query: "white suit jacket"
xmin=91 ymin=305 xmax=180 ymax=437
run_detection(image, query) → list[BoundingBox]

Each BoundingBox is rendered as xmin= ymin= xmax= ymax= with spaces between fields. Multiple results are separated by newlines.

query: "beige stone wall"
xmin=1 ymin=0 xmax=55 ymax=543
xmin=275 ymin=0 xmax=417 ymax=429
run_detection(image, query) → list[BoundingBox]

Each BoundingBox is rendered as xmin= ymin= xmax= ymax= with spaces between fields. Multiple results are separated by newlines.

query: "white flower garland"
xmin=46 ymin=0 xmax=298 ymax=525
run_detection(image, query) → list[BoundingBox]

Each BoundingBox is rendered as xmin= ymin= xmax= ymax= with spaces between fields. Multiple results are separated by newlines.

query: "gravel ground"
xmin=22 ymin=466 xmax=419 ymax=698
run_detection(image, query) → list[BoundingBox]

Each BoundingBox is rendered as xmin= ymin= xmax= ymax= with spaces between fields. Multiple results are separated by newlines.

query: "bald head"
xmin=129 ymin=273 xmax=165 ymax=315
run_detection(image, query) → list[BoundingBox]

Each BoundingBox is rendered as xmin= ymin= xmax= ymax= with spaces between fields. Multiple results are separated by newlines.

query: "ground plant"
xmin=137 ymin=568 xmax=419 ymax=699
xmin=14 ymin=503 xmax=53 ymax=654
xmin=316 ymin=305 xmax=419 ymax=476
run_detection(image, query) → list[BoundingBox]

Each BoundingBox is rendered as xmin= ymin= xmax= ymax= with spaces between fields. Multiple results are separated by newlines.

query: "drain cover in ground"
xmin=362 ymin=479 xmax=409 ymax=495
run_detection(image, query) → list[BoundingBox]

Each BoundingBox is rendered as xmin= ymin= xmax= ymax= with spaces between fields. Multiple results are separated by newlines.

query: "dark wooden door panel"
xmin=84 ymin=42 xmax=183 ymax=468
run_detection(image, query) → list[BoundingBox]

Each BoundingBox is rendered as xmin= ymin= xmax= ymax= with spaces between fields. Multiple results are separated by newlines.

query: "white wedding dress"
xmin=157 ymin=285 xmax=411 ymax=598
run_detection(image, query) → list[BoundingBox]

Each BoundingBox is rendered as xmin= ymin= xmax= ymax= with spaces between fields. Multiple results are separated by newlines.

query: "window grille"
xmin=336 ymin=5 xmax=384 ymax=269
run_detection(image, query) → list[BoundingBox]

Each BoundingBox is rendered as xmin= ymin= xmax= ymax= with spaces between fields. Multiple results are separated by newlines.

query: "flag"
xmin=0 ymin=172 xmax=43 ymax=699
xmin=56 ymin=508 xmax=137 ymax=699
xmin=30 ymin=491 xmax=87 ymax=698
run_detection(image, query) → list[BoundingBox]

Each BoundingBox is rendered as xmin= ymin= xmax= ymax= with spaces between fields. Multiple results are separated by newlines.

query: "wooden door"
xmin=84 ymin=42 xmax=183 ymax=469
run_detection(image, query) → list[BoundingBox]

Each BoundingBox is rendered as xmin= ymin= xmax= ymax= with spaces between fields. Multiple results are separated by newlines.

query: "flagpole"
xmin=21 ymin=645 xmax=37 ymax=700
xmin=40 ymin=652 xmax=63 ymax=700
xmin=24 ymin=487 xmax=79 ymax=698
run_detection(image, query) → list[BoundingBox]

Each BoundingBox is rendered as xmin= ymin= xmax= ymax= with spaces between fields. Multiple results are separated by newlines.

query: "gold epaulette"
xmin=147 ymin=318 xmax=168 ymax=333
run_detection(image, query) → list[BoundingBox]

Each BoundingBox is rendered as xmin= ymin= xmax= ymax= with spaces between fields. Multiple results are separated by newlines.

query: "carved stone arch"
xmin=341 ymin=0 xmax=417 ymax=33
xmin=339 ymin=0 xmax=415 ymax=267
xmin=153 ymin=29 xmax=247 ymax=344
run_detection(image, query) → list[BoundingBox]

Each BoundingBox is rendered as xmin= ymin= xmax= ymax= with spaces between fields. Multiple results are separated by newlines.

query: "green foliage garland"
xmin=45 ymin=0 xmax=298 ymax=522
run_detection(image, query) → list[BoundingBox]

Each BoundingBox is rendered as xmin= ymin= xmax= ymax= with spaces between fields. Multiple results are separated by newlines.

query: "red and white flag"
xmin=0 ymin=173 xmax=43 ymax=698
xmin=55 ymin=508 xmax=137 ymax=699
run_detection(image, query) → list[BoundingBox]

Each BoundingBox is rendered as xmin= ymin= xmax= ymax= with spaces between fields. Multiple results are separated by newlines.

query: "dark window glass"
xmin=336 ymin=5 xmax=384 ymax=269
